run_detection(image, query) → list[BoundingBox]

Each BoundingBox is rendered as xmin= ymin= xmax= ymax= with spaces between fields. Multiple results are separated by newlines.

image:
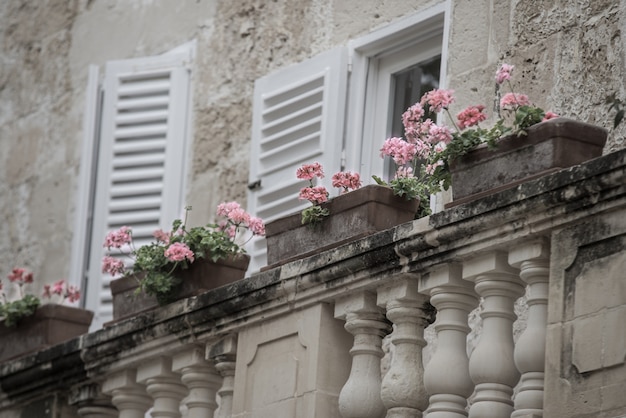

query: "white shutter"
xmin=247 ymin=47 xmax=348 ymax=272
xmin=84 ymin=49 xmax=192 ymax=329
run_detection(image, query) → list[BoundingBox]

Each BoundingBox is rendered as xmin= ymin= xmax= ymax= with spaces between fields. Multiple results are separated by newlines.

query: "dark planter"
xmin=447 ymin=118 xmax=608 ymax=207
xmin=108 ymin=255 xmax=250 ymax=324
xmin=0 ymin=304 xmax=94 ymax=362
xmin=264 ymin=184 xmax=420 ymax=269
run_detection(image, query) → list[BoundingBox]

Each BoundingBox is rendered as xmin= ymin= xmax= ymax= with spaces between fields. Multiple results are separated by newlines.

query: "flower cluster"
xmin=375 ymin=62 xmax=558 ymax=216
xmin=296 ymin=163 xmax=363 ymax=224
xmin=0 ymin=268 xmax=80 ymax=327
xmin=102 ymin=204 xmax=264 ymax=304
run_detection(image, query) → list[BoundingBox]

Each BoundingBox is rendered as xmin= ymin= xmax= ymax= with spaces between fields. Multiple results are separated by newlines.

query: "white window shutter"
xmin=84 ymin=50 xmax=192 ymax=329
xmin=247 ymin=47 xmax=348 ymax=273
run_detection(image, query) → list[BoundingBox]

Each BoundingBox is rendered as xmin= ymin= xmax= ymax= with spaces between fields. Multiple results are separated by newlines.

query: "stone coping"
xmin=1 ymin=149 xmax=624 ymax=400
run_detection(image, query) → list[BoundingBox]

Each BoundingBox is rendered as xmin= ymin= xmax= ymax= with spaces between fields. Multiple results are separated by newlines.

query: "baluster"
xmin=377 ymin=277 xmax=432 ymax=418
xmin=420 ymin=263 xmax=479 ymax=418
xmin=70 ymin=383 xmax=118 ymax=417
xmin=335 ymin=291 xmax=392 ymax=418
xmin=209 ymin=334 xmax=238 ymax=418
xmin=137 ymin=357 xmax=188 ymax=418
xmin=509 ymin=240 xmax=550 ymax=417
xmin=173 ymin=346 xmax=222 ymax=418
xmin=463 ymin=251 xmax=525 ymax=418
xmin=102 ymin=369 xmax=152 ymax=418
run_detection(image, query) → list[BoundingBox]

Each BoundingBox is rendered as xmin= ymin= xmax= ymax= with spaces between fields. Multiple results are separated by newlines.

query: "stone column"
xmin=335 ymin=291 xmax=392 ymax=418
xmin=172 ymin=345 xmax=222 ymax=418
xmin=377 ymin=278 xmax=433 ymax=418
xmin=102 ymin=369 xmax=153 ymax=418
xmin=463 ymin=251 xmax=525 ymax=418
xmin=209 ymin=334 xmax=238 ymax=418
xmin=509 ymin=240 xmax=550 ymax=417
xmin=420 ymin=263 xmax=479 ymax=418
xmin=70 ymin=383 xmax=118 ymax=418
xmin=137 ymin=357 xmax=188 ymax=418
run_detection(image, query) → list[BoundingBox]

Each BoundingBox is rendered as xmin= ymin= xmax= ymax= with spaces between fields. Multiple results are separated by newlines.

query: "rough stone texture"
xmin=1 ymin=0 xmax=624 ymax=290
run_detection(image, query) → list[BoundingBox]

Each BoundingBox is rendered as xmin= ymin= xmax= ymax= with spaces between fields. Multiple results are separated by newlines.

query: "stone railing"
xmin=1 ymin=149 xmax=625 ymax=418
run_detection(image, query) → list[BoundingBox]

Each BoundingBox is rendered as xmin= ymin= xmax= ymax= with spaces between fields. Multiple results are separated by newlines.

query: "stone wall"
xmin=0 ymin=0 xmax=625 ymax=288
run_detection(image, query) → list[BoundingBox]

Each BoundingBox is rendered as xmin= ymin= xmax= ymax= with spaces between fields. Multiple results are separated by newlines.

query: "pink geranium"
xmin=500 ymin=92 xmax=531 ymax=110
xmin=542 ymin=111 xmax=559 ymax=122
xmin=299 ymin=185 xmax=329 ymax=205
xmin=7 ymin=267 xmax=33 ymax=284
xmin=164 ymin=242 xmax=195 ymax=263
xmin=296 ymin=162 xmax=325 ymax=180
xmin=402 ymin=103 xmax=425 ymax=131
xmin=103 ymin=226 xmax=132 ymax=249
xmin=496 ymin=63 xmax=514 ymax=84
xmin=380 ymin=137 xmax=418 ymax=165
xmin=427 ymin=124 xmax=453 ymax=144
xmin=102 ymin=256 xmax=126 ymax=276
xmin=216 ymin=201 xmax=242 ymax=217
xmin=420 ymin=89 xmax=455 ymax=112
xmin=247 ymin=216 xmax=266 ymax=236
xmin=457 ymin=105 xmax=488 ymax=129
xmin=153 ymin=229 xmax=170 ymax=244
xmin=332 ymin=171 xmax=362 ymax=193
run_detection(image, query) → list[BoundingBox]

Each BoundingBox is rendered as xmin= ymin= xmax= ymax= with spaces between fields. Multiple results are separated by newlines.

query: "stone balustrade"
xmin=1 ymin=149 xmax=625 ymax=418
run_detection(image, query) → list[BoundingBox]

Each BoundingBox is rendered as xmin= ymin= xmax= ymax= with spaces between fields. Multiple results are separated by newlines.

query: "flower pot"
xmin=264 ymin=184 xmax=420 ymax=269
xmin=447 ymin=118 xmax=608 ymax=207
xmin=108 ymin=255 xmax=250 ymax=324
xmin=0 ymin=304 xmax=94 ymax=363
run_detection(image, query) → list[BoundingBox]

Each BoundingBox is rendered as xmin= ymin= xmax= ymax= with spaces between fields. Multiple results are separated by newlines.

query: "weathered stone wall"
xmin=0 ymin=0 xmax=625 ymax=289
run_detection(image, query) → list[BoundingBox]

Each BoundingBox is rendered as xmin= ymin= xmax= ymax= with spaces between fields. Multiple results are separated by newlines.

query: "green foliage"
xmin=185 ymin=225 xmax=240 ymax=262
xmin=301 ymin=205 xmax=330 ymax=225
xmin=139 ymin=271 xmax=183 ymax=305
xmin=0 ymin=294 xmax=40 ymax=327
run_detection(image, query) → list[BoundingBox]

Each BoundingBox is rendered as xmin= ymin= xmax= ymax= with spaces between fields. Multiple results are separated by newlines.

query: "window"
xmin=247 ymin=4 xmax=448 ymax=272
xmin=69 ymin=44 xmax=194 ymax=329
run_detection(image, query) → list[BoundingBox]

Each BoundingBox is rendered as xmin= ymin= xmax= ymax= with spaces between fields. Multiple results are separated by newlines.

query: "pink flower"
xmin=402 ymin=103 xmax=425 ymax=132
xmin=496 ymin=63 xmax=514 ymax=84
xmin=427 ymin=124 xmax=453 ymax=144
xmin=296 ymin=162 xmax=324 ymax=180
xmin=42 ymin=284 xmax=51 ymax=298
xmin=421 ymin=89 xmax=455 ymax=112
xmin=103 ymin=226 xmax=132 ymax=249
xmin=332 ymin=171 xmax=362 ymax=192
xmin=394 ymin=166 xmax=414 ymax=179
xmin=102 ymin=256 xmax=126 ymax=276
xmin=457 ymin=105 xmax=488 ymax=129
xmin=434 ymin=142 xmax=447 ymax=153
xmin=216 ymin=201 xmax=242 ymax=217
xmin=248 ymin=216 xmax=266 ymax=236
xmin=298 ymin=186 xmax=329 ymax=205
xmin=500 ymin=92 xmax=531 ymax=110
xmin=542 ymin=111 xmax=559 ymax=122
xmin=380 ymin=137 xmax=417 ymax=165
xmin=228 ymin=208 xmax=251 ymax=225
xmin=426 ymin=160 xmax=444 ymax=175
xmin=153 ymin=229 xmax=170 ymax=244
xmin=66 ymin=285 xmax=80 ymax=303
xmin=164 ymin=242 xmax=195 ymax=263
xmin=8 ymin=268 xmax=27 ymax=283
xmin=51 ymin=279 xmax=65 ymax=296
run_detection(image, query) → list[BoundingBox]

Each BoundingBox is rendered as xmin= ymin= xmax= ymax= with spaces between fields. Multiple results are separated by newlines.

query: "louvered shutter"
xmin=247 ymin=47 xmax=348 ymax=272
xmin=84 ymin=51 xmax=191 ymax=329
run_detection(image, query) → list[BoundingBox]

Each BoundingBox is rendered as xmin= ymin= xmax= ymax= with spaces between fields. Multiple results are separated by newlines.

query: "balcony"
xmin=1 ymin=149 xmax=625 ymax=418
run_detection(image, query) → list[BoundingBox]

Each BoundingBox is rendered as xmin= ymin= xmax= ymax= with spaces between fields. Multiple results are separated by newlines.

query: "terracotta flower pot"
xmin=108 ymin=255 xmax=250 ymax=324
xmin=264 ymin=184 xmax=420 ymax=269
xmin=447 ymin=118 xmax=608 ymax=207
xmin=0 ymin=304 xmax=94 ymax=363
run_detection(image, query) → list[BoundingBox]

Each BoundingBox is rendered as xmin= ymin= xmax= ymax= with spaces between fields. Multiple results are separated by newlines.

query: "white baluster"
xmin=173 ymin=346 xmax=222 ymax=418
xmin=509 ymin=240 xmax=550 ymax=417
xmin=209 ymin=334 xmax=238 ymax=418
xmin=463 ymin=251 xmax=525 ymax=418
xmin=71 ymin=383 xmax=118 ymax=417
xmin=137 ymin=357 xmax=188 ymax=418
xmin=102 ymin=369 xmax=152 ymax=418
xmin=378 ymin=278 xmax=432 ymax=418
xmin=420 ymin=263 xmax=479 ymax=418
xmin=335 ymin=291 xmax=391 ymax=418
